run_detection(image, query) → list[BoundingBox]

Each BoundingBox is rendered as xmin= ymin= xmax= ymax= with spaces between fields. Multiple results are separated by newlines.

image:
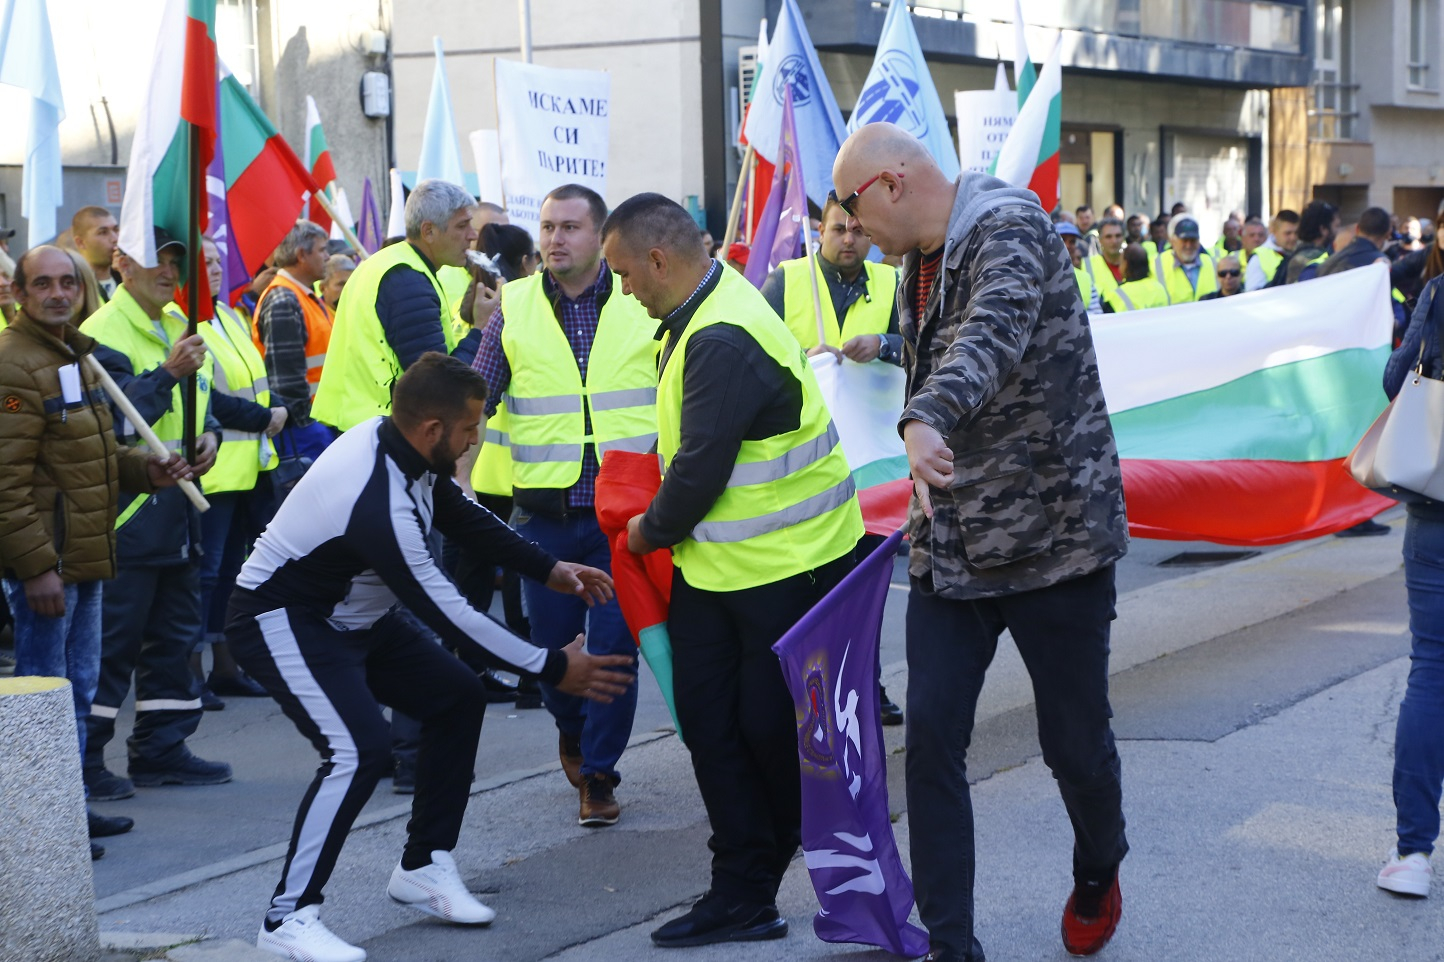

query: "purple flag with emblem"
xmin=205 ymin=80 xmax=249 ymax=303
xmin=772 ymin=528 xmax=928 ymax=957
xmin=356 ymin=175 xmax=382 ymax=256
xmin=743 ymin=84 xmax=807 ymax=289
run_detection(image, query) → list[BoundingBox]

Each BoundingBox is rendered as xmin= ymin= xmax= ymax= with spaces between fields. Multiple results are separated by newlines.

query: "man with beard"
xmin=227 ymin=353 xmax=636 ymax=962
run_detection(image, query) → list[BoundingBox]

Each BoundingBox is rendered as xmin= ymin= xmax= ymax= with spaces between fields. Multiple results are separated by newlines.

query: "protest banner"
xmin=494 ymin=59 xmax=610 ymax=237
xmin=954 ymin=64 xmax=1016 ymax=175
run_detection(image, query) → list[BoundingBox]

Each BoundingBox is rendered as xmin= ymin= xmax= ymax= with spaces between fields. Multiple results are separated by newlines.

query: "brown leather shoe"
xmin=559 ymin=731 xmax=584 ymax=788
xmin=579 ymin=774 xmax=620 ymax=827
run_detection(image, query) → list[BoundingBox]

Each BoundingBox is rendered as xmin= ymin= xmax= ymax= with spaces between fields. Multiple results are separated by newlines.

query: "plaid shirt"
xmin=473 ymin=263 xmax=610 ymax=508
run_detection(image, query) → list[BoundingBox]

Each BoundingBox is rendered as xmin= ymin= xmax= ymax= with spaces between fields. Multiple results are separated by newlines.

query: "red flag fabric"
xmin=594 ymin=451 xmax=673 ymax=640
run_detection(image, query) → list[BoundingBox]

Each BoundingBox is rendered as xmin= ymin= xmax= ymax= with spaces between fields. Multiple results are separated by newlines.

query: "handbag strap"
xmin=1417 ymin=279 xmax=1442 ymax=375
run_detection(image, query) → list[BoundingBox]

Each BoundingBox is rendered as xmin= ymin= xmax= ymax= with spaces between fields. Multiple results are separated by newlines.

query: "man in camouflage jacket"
xmin=834 ymin=124 xmax=1129 ymax=962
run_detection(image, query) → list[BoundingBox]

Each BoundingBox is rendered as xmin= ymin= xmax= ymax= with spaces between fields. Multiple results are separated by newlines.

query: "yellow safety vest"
xmin=1151 ymin=249 xmax=1217 ymax=304
xmin=779 ymin=258 xmax=897 ymax=349
xmin=1081 ymin=254 xmax=1122 ymax=301
xmin=1073 ymin=266 xmax=1094 ymax=309
xmin=81 ymin=285 xmax=213 ymax=528
xmin=1251 ymin=247 xmax=1283 ymax=287
xmin=185 ymin=301 xmax=274 ymax=494
xmin=500 ymin=272 xmax=659 ymax=490
xmin=470 ymin=399 xmax=515 ymax=497
xmin=311 ymin=241 xmax=458 ymax=431
xmin=658 ymin=266 xmax=863 ymax=592
xmin=1102 ymin=277 xmax=1171 ymax=312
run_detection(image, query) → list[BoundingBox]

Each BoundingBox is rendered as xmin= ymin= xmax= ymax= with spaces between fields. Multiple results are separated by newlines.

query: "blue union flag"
xmin=772 ymin=529 xmax=929 ymax=957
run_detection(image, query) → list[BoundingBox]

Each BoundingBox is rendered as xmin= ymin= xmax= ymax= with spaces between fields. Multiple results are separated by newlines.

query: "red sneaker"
xmin=1061 ymin=875 xmax=1121 ymax=956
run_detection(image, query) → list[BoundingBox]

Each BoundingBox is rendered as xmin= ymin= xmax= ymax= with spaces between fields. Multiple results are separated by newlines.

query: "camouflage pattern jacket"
xmin=898 ymin=173 xmax=1128 ymax=599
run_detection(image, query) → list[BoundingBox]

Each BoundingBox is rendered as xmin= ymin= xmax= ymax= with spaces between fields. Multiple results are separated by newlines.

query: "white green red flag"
xmin=993 ymin=33 xmax=1060 ymax=212
xmin=118 ymin=0 xmax=217 ymax=318
xmin=305 ymin=94 xmax=337 ymax=233
xmin=1012 ymin=0 xmax=1036 ymax=105
xmin=822 ymin=263 xmax=1396 ymax=544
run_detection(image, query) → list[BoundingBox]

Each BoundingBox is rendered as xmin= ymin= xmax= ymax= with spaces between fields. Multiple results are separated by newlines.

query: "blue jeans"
xmin=1395 ymin=512 xmax=1444 ymax=857
xmin=2 ymin=578 xmax=104 ymax=765
xmin=515 ymin=509 xmax=637 ymax=781
xmin=198 ymin=491 xmax=239 ymax=643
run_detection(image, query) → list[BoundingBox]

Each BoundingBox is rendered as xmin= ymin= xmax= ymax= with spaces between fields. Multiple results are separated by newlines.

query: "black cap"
xmin=153 ymin=227 xmax=187 ymax=255
xmin=1174 ymin=218 xmax=1200 ymax=240
xmin=0 ymin=226 xmax=16 ymax=240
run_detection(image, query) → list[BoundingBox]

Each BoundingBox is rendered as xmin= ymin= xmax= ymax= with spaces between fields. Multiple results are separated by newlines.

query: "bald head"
xmin=832 ymin=122 xmax=956 ymax=256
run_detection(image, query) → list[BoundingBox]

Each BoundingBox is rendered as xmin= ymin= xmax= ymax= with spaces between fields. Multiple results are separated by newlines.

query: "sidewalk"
xmin=93 ymin=518 xmax=1428 ymax=960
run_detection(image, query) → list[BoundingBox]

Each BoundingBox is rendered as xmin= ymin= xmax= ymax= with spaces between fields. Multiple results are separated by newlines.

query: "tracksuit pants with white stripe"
xmin=227 ymin=603 xmax=488 ymax=923
xmin=85 ymin=562 xmax=204 ymax=771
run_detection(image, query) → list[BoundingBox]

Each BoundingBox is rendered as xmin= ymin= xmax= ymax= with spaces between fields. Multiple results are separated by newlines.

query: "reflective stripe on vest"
xmin=1084 ymin=254 xmax=1120 ymax=297
xmin=1151 ymin=250 xmax=1217 ymax=305
xmin=254 ymin=272 xmax=333 ymax=394
xmin=190 ymin=302 xmax=274 ymax=492
xmin=779 ymin=257 xmax=897 ymax=350
xmin=657 ymin=266 xmax=863 ymax=592
xmin=470 ymin=400 xmax=516 ymax=497
xmin=311 ymin=242 xmax=451 ymax=431
xmin=80 ymin=289 xmax=211 ymax=528
xmin=499 ymin=271 xmax=659 ymax=490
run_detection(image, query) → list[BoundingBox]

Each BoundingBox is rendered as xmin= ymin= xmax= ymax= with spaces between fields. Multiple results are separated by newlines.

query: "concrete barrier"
xmin=0 ymin=676 xmax=99 ymax=962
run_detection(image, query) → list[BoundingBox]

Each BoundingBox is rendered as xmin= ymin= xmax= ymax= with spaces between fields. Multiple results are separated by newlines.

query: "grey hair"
xmin=405 ymin=180 xmax=476 ymax=239
xmin=323 ymin=253 xmax=357 ymax=279
xmin=274 ymin=220 xmax=328 ymax=267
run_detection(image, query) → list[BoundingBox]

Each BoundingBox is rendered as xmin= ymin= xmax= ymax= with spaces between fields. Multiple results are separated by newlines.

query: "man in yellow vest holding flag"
xmin=471 ymin=184 xmax=653 ymax=828
xmin=759 ymin=195 xmax=900 ymax=363
xmin=311 ymin=180 xmax=493 ymax=433
xmin=604 ymin=193 xmax=863 ymax=948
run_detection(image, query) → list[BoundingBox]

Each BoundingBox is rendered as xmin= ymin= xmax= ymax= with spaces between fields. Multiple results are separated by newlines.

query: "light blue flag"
xmin=848 ymin=0 xmax=959 ymax=181
xmin=741 ymin=0 xmax=846 ymax=210
xmin=0 ymin=0 xmax=66 ymax=247
xmin=416 ymin=37 xmax=466 ymax=188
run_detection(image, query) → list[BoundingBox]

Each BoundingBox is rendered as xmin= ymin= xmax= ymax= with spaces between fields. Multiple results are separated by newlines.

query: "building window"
xmin=1409 ymin=0 xmax=1437 ymax=90
xmin=216 ymin=0 xmax=261 ymax=97
xmin=1311 ymin=0 xmax=1357 ymax=140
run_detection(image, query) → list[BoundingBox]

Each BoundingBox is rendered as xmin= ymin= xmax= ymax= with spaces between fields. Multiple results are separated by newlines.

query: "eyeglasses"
xmin=829 ymin=172 xmax=899 ymax=217
xmin=1217 ymin=269 xmax=1241 ymax=278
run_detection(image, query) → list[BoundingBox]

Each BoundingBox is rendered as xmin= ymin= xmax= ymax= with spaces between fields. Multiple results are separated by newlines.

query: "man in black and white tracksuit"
xmin=227 ymin=353 xmax=635 ymax=962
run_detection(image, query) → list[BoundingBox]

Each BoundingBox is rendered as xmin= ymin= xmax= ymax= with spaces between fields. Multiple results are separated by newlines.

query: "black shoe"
xmin=207 ymin=670 xmax=269 ymax=698
xmin=200 ymin=686 xmax=226 ymax=711
xmin=87 ymin=808 xmax=134 ymax=838
xmin=90 ymin=842 xmax=105 ymax=860
xmin=392 ymin=757 xmax=416 ymax=795
xmin=129 ymin=752 xmax=232 ymax=787
xmin=1335 ymin=519 xmax=1391 ymax=537
xmin=480 ymin=670 xmax=519 ymax=704
xmin=879 ymin=686 xmax=904 ymax=727
xmin=84 ymin=766 xmax=135 ymax=802
xmin=515 ymin=676 xmax=544 ymax=710
xmin=651 ymin=892 xmax=788 ymax=947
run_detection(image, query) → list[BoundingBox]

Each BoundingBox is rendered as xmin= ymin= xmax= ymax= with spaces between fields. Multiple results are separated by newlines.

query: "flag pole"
xmin=311 ymin=189 xmax=370 ymax=258
xmin=721 ymin=143 xmax=755 ymax=254
xmin=183 ymin=121 xmax=202 ymax=466
xmin=803 ymin=214 xmax=828 ymax=349
xmin=744 ymin=152 xmax=757 ymax=243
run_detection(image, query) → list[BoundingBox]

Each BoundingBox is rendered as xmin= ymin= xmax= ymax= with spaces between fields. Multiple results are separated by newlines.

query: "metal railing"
xmin=1308 ymin=80 xmax=1359 ymax=141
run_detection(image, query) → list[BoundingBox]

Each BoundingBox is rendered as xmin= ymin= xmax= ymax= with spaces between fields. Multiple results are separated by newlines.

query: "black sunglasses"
xmin=829 ymin=172 xmax=902 ymax=217
xmin=1217 ymin=269 xmax=1241 ymax=278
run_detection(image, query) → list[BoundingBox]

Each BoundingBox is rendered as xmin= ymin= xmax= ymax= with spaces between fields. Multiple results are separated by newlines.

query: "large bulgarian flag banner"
xmin=822 ymin=262 xmax=1397 ymax=545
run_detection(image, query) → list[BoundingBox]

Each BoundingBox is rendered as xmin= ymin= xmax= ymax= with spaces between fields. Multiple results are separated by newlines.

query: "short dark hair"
xmin=543 ymin=184 xmax=608 ymax=232
xmin=1123 ymin=243 xmax=1150 ymax=281
xmin=391 ymin=353 xmax=489 ymax=429
xmin=1298 ymin=201 xmax=1339 ymax=244
xmin=12 ymin=245 xmax=78 ymax=293
xmin=1098 ymin=217 xmax=1125 ymax=233
xmin=1357 ymin=206 xmax=1392 ymax=239
xmin=1274 ymin=209 xmax=1300 ymax=225
xmin=1076 ymin=205 xmax=1093 ymax=216
xmin=601 ymin=192 xmax=708 ymax=263
xmin=71 ymin=205 xmax=114 ymax=235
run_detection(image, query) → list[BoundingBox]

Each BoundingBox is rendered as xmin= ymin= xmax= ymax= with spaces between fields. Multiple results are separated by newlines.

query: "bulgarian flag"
xmin=118 ymin=0 xmax=217 ymax=318
xmin=1012 ymin=0 xmax=1036 ymax=105
xmin=993 ymin=34 xmax=1061 ymax=213
xmin=305 ymin=95 xmax=337 ymax=233
xmin=824 ymin=263 xmax=1396 ymax=545
xmin=218 ymin=64 xmax=322 ymax=278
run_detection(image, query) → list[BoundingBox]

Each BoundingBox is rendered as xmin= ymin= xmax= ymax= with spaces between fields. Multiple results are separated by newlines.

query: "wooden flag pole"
xmin=721 ymin=143 xmax=755 ymax=253
xmin=82 ymin=354 xmax=210 ymax=513
xmin=310 ymin=189 xmax=370 ymax=258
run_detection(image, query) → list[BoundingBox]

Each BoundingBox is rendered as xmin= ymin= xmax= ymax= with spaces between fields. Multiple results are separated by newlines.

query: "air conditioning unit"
xmin=739 ymin=46 xmax=760 ymax=109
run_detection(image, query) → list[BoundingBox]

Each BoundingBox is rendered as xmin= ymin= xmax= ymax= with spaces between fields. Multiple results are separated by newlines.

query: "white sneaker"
xmin=387 ymin=849 xmax=497 ymax=925
xmin=1378 ymin=849 xmax=1432 ymax=897
xmin=256 ymin=905 xmax=366 ymax=962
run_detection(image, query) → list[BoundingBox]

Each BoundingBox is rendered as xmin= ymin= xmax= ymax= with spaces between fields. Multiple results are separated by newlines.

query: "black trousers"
xmin=905 ymin=564 xmax=1127 ymax=962
xmin=669 ymin=553 xmax=853 ymax=906
xmin=86 ymin=562 xmax=204 ymax=769
xmin=227 ymin=605 xmax=488 ymax=924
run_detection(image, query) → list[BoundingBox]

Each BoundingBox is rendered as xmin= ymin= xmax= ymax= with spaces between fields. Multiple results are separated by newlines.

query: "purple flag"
xmin=772 ymin=528 xmax=929 ymax=958
xmin=356 ymin=175 xmax=382 ymax=256
xmin=743 ymin=85 xmax=807 ymax=288
xmin=206 ymin=81 xmax=249 ymax=304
